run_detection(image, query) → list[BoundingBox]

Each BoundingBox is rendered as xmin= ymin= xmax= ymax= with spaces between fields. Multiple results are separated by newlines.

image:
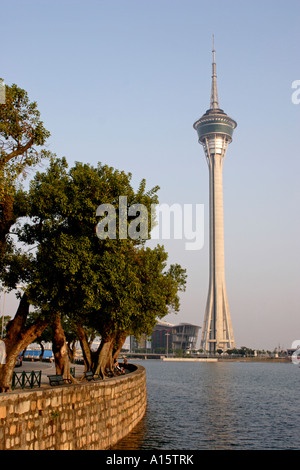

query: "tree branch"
xmin=0 ymin=136 xmax=35 ymax=166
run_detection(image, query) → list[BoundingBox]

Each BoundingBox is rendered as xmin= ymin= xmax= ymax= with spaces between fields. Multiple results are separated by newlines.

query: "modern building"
xmin=171 ymin=323 xmax=201 ymax=351
xmin=149 ymin=320 xmax=200 ymax=353
xmin=150 ymin=320 xmax=174 ymax=353
xmin=193 ymin=37 xmax=236 ymax=353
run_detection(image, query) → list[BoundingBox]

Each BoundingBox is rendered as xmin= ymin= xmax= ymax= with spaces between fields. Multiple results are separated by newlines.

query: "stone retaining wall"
xmin=0 ymin=364 xmax=146 ymax=450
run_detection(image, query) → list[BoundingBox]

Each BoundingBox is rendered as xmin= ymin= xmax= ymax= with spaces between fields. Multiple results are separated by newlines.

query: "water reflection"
xmin=111 ymin=360 xmax=300 ymax=450
xmin=199 ymin=364 xmax=238 ymax=449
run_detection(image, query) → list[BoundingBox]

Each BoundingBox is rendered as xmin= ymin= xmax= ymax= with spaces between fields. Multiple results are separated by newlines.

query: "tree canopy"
xmin=0 ymin=81 xmax=187 ymax=390
xmin=0 ymin=155 xmax=187 ymax=387
xmin=0 ymin=81 xmax=51 ymax=188
xmin=0 ymin=81 xmax=52 ymax=264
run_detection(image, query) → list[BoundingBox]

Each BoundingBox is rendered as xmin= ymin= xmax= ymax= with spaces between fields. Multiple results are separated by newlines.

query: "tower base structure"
xmin=200 ymin=271 xmax=235 ymax=353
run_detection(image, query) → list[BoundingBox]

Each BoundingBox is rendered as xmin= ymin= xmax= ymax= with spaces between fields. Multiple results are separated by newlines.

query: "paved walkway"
xmin=12 ymin=360 xmax=130 ymax=391
xmin=13 ymin=361 xmax=86 ymax=389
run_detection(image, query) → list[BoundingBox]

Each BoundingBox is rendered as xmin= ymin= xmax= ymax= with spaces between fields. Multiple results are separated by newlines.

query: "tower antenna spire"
xmin=210 ymin=34 xmax=219 ymax=109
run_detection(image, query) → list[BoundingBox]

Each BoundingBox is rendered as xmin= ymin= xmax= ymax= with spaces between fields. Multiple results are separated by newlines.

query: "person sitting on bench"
xmin=113 ymin=358 xmax=125 ymax=375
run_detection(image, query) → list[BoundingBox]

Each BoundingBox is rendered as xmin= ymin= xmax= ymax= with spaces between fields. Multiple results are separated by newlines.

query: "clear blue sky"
xmin=1 ymin=0 xmax=300 ymax=350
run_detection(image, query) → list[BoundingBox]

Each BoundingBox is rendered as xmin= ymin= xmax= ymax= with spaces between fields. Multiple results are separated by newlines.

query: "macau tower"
xmin=193 ymin=38 xmax=237 ymax=353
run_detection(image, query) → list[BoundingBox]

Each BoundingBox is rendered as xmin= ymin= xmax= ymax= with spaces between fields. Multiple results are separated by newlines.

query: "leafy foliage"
xmin=0 ymin=81 xmax=51 ymax=196
xmin=0 ymin=81 xmax=52 ymax=266
xmin=17 ymin=158 xmax=186 ymax=356
xmin=0 ymin=82 xmax=187 ymax=385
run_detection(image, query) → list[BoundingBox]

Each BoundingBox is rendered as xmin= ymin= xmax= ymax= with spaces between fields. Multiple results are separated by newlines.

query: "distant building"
xmin=130 ymin=320 xmax=201 ymax=353
xmin=151 ymin=321 xmax=174 ymax=352
xmin=171 ymin=323 xmax=200 ymax=351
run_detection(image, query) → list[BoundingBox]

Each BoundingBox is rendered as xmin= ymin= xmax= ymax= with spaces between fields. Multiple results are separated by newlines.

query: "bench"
xmin=84 ymin=371 xmax=102 ymax=381
xmin=47 ymin=374 xmax=72 ymax=386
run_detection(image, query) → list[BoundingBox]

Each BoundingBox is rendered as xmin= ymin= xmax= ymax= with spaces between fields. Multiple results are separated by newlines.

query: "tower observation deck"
xmin=193 ymin=38 xmax=236 ymax=353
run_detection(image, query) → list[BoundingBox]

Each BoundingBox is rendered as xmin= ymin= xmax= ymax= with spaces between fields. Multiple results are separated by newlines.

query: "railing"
xmin=12 ymin=370 xmax=42 ymax=390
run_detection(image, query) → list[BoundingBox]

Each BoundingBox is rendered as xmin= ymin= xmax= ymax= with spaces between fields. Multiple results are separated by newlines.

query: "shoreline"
xmin=133 ymin=356 xmax=291 ymax=363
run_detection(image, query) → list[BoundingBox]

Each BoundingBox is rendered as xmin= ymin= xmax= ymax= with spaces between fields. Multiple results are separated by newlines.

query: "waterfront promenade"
xmin=0 ymin=362 xmax=147 ymax=450
xmin=12 ymin=360 xmax=86 ymax=389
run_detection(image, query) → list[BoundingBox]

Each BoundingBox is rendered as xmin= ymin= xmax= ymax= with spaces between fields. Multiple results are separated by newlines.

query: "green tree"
xmin=0 ymin=81 xmax=51 ymax=263
xmin=0 ymin=292 xmax=49 ymax=391
xmin=88 ymin=243 xmax=186 ymax=377
xmin=0 ymin=242 xmax=50 ymax=391
xmin=17 ymin=158 xmax=163 ymax=378
xmin=0 ymin=156 xmax=186 ymax=387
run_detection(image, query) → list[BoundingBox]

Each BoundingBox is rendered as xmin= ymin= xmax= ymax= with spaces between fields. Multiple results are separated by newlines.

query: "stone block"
xmin=15 ymin=401 xmax=30 ymax=415
xmin=0 ymin=406 xmax=6 ymax=420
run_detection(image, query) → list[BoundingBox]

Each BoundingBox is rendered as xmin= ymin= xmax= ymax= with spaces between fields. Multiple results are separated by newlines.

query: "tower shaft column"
xmin=204 ymin=152 xmax=235 ymax=352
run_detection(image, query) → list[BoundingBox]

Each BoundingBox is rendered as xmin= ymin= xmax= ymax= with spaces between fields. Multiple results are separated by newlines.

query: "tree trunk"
xmin=76 ymin=324 xmax=93 ymax=372
xmin=112 ymin=331 xmax=127 ymax=361
xmin=51 ymin=314 xmax=74 ymax=382
xmin=67 ymin=340 xmax=76 ymax=363
xmin=21 ymin=347 xmax=27 ymax=360
xmin=0 ymin=350 xmax=19 ymax=393
xmin=0 ymin=294 xmax=48 ymax=392
xmin=38 ymin=341 xmax=45 ymax=361
xmin=94 ymin=336 xmax=115 ymax=378
xmin=0 ymin=193 xmax=14 ymax=263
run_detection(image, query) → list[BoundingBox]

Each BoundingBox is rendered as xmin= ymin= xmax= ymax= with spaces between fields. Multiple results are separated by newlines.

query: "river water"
xmin=112 ymin=359 xmax=300 ymax=450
